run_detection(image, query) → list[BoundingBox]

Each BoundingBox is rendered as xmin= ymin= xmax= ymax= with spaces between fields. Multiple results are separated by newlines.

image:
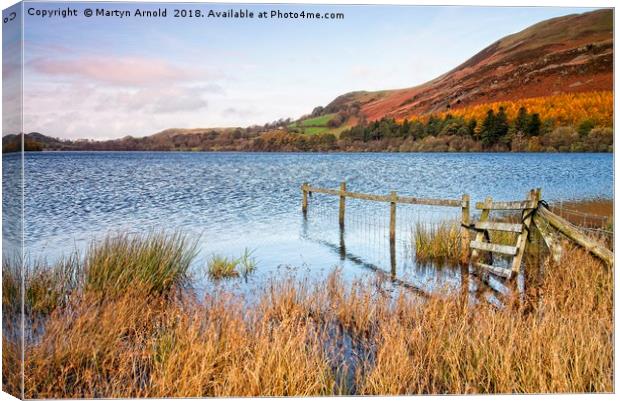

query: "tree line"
xmin=5 ymin=105 xmax=611 ymax=153
xmin=336 ymin=106 xmax=611 ymax=152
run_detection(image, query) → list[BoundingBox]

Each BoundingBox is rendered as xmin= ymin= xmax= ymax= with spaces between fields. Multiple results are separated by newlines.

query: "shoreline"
xmin=3 ymin=149 xmax=615 ymax=154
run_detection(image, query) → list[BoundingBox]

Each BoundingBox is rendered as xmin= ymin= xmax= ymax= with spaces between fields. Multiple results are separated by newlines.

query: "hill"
xmin=318 ymin=9 xmax=612 ymax=123
xmin=5 ymin=10 xmax=612 ymax=153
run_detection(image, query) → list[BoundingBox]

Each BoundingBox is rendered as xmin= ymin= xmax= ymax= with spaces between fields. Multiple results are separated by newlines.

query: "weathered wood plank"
xmin=396 ymin=196 xmax=461 ymax=207
xmin=511 ymin=189 xmax=540 ymax=274
xmin=470 ymin=240 xmax=518 ymax=256
xmin=389 ymin=191 xmax=397 ymax=245
xmin=470 ymin=196 xmax=492 ymax=263
xmin=475 ymin=221 xmax=523 ymax=233
xmin=461 ymin=194 xmax=470 ymax=264
xmin=537 ymin=206 xmax=613 ymax=267
xmin=533 ymin=214 xmax=563 ymax=263
xmin=345 ymin=191 xmax=390 ymax=202
xmin=475 ymin=262 xmax=512 ymax=278
xmin=307 ymin=186 xmax=341 ymax=197
xmin=475 ymin=200 xmax=536 ymax=210
xmin=301 ymin=182 xmax=308 ymax=215
xmin=339 ymin=182 xmax=346 ymax=228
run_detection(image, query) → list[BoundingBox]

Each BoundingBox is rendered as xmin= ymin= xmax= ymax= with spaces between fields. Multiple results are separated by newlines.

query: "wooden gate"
xmin=470 ymin=189 xmax=541 ymax=278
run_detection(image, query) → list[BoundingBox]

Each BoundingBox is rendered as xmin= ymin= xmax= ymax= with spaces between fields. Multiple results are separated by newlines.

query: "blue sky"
xmin=13 ymin=2 xmax=599 ymax=139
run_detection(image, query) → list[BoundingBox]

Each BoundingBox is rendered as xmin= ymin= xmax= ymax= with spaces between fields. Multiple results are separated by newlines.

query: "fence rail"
xmin=537 ymin=206 xmax=614 ymax=267
xmin=301 ymin=181 xmax=614 ymax=277
xmin=304 ymin=184 xmax=463 ymax=207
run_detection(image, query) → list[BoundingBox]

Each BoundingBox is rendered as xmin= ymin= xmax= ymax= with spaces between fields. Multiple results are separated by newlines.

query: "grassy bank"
xmin=2 ymin=233 xmax=613 ymax=397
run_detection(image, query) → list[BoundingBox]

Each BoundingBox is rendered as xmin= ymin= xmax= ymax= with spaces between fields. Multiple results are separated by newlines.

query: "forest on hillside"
xmin=3 ymin=99 xmax=612 ymax=153
xmin=250 ymin=102 xmax=612 ymax=152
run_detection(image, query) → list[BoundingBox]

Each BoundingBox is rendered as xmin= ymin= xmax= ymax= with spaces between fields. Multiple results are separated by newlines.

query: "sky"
xmin=4 ymin=2 xmax=601 ymax=139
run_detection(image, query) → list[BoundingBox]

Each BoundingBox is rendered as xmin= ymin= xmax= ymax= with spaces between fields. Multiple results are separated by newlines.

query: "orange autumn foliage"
xmin=405 ymin=91 xmax=612 ymax=127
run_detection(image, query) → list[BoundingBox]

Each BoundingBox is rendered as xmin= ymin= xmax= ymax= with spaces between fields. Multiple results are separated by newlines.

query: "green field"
xmin=288 ymin=113 xmax=343 ymax=136
xmin=297 ymin=113 xmax=337 ymax=127
xmin=302 ymin=126 xmax=330 ymax=135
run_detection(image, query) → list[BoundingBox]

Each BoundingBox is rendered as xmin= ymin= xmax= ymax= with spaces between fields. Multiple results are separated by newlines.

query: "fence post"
xmin=339 ymin=182 xmax=346 ymax=228
xmin=461 ymin=194 xmax=470 ymax=264
xmin=389 ymin=191 xmax=397 ymax=246
xmin=301 ymin=182 xmax=308 ymax=216
xmin=511 ymin=188 xmax=541 ymax=275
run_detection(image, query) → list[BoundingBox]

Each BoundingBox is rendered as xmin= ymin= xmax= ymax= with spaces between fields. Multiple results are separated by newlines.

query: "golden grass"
xmin=4 ymin=234 xmax=613 ymax=397
xmin=414 ymin=221 xmax=462 ymax=264
xmin=359 ymin=251 xmax=613 ymax=393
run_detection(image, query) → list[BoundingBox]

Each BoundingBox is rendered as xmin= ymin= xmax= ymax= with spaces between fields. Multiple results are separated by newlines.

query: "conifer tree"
xmin=526 ymin=113 xmax=541 ymax=137
xmin=515 ymin=106 xmax=529 ymax=133
xmin=480 ymin=109 xmax=496 ymax=147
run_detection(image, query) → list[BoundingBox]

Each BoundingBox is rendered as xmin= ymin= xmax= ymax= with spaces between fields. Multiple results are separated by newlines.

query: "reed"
xmin=2 ymin=258 xmax=20 ymax=316
xmin=8 ymin=234 xmax=612 ymax=397
xmin=207 ymin=248 xmax=256 ymax=279
xmin=413 ymin=221 xmax=462 ymax=264
xmin=2 ymin=258 xmax=23 ymax=398
xmin=84 ymin=231 xmax=196 ymax=296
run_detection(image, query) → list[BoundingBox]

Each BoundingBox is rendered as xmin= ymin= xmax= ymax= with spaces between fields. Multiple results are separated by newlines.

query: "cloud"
xmin=22 ymin=81 xmax=216 ymax=139
xmin=105 ymin=86 xmax=209 ymax=114
xmin=28 ymin=56 xmax=204 ymax=86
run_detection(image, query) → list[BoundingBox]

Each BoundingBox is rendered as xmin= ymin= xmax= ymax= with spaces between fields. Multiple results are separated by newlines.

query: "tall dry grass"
xmin=358 ymin=248 xmax=613 ymax=393
xmin=2 ymin=258 xmax=23 ymax=398
xmin=414 ymin=221 xmax=462 ymax=264
xmin=6 ymin=233 xmax=613 ymax=397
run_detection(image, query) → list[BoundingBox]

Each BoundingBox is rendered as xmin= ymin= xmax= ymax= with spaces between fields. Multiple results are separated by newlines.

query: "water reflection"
xmin=302 ymin=206 xmax=543 ymax=306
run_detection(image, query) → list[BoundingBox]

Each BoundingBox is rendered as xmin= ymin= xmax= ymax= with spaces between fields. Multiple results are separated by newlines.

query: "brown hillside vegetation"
xmin=325 ymin=9 xmax=612 ymax=122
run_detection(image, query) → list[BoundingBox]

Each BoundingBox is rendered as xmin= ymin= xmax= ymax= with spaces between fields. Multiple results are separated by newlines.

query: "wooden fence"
xmin=302 ymin=182 xmax=471 ymax=262
xmin=301 ymin=182 xmax=613 ymax=275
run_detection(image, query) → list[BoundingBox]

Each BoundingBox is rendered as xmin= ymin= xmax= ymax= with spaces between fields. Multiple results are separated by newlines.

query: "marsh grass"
xmin=3 ymin=255 xmax=80 ymax=319
xmin=2 ymin=258 xmax=20 ymax=316
xmin=207 ymin=248 xmax=256 ymax=279
xmin=414 ymin=221 xmax=462 ymax=264
xmin=2 ymin=258 xmax=23 ymax=398
xmin=85 ymin=232 xmax=196 ymax=296
xmin=4 ymin=233 xmax=613 ymax=397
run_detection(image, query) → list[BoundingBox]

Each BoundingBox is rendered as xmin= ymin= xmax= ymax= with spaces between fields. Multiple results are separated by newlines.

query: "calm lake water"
xmin=2 ymin=151 xmax=614 ymax=294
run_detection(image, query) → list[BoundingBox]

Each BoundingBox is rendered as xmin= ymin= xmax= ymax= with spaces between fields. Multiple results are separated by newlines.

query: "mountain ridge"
xmin=320 ymin=9 xmax=612 ymax=122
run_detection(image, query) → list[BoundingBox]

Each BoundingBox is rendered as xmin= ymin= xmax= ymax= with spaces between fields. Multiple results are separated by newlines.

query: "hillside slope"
xmin=322 ymin=9 xmax=612 ymax=122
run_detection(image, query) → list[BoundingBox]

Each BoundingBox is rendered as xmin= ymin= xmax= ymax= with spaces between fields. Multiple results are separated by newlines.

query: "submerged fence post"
xmin=339 ymin=182 xmax=346 ymax=228
xmin=389 ymin=191 xmax=397 ymax=277
xmin=301 ymin=182 xmax=308 ymax=217
xmin=389 ymin=191 xmax=397 ymax=246
xmin=461 ymin=194 xmax=470 ymax=264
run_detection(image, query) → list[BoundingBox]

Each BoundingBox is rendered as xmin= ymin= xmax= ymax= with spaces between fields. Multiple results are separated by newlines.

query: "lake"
xmin=2 ymin=151 xmax=613 ymax=294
